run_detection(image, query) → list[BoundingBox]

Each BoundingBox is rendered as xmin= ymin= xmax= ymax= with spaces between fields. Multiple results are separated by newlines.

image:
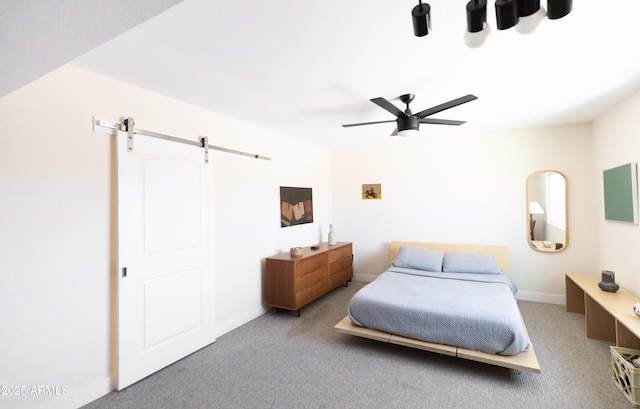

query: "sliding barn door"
xmin=116 ymin=130 xmax=215 ymax=390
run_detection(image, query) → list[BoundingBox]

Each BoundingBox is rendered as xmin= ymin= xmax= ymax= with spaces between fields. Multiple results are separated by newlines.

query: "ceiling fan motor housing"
xmin=397 ymin=115 xmax=420 ymax=132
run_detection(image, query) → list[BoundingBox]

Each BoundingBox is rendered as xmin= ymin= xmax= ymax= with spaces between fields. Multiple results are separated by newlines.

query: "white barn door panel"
xmin=116 ymin=130 xmax=215 ymax=390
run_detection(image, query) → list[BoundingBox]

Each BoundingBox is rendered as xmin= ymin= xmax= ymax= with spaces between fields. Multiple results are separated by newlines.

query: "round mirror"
xmin=527 ymin=171 xmax=568 ymax=252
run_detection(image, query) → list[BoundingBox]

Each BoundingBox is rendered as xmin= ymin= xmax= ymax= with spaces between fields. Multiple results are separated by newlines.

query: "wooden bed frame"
xmin=334 ymin=241 xmax=541 ymax=374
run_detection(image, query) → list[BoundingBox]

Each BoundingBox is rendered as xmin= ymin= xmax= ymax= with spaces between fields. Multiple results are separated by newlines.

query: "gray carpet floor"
xmin=83 ymin=281 xmax=633 ymax=409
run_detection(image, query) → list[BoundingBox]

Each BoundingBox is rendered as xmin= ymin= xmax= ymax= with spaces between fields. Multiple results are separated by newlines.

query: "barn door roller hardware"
xmin=95 ymin=116 xmax=271 ymax=162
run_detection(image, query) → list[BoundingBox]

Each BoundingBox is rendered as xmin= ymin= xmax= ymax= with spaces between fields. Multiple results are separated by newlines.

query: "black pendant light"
xmin=518 ymin=0 xmax=540 ymax=16
xmin=547 ymin=0 xmax=572 ymax=19
xmin=466 ymin=0 xmax=487 ymax=33
xmin=495 ymin=0 xmax=519 ymax=30
xmin=412 ymin=1 xmax=431 ymax=37
xmin=412 ymin=0 xmax=571 ymax=42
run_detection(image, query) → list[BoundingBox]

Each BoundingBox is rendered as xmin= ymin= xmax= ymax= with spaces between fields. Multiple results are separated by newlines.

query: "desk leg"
xmin=566 ymin=275 xmax=586 ymax=313
xmin=617 ymin=321 xmax=640 ymax=349
xmin=585 ymin=294 xmax=616 ymax=342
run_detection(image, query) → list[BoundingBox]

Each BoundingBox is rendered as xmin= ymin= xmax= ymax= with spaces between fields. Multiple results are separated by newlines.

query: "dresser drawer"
xmin=329 ymin=252 xmax=353 ymax=290
xmin=329 ymin=255 xmax=352 ymax=276
xmin=296 ymin=280 xmax=330 ymax=307
xmin=329 ymin=266 xmax=353 ymax=289
xmin=295 ymin=266 xmax=326 ymax=292
xmin=328 ymin=244 xmax=352 ymax=263
xmin=294 ymin=254 xmax=327 ymax=278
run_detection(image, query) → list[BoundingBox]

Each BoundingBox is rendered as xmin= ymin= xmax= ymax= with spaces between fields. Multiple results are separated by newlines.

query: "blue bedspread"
xmin=347 ymin=267 xmax=531 ymax=356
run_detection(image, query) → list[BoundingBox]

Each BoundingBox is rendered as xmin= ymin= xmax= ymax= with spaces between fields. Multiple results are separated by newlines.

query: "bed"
xmin=334 ymin=241 xmax=541 ymax=373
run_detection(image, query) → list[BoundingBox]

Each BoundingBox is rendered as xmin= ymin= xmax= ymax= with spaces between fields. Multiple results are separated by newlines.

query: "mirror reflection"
xmin=527 ymin=171 xmax=568 ymax=252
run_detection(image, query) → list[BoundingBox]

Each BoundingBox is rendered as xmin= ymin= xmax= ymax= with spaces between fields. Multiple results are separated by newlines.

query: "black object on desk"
xmin=598 ymin=270 xmax=619 ymax=292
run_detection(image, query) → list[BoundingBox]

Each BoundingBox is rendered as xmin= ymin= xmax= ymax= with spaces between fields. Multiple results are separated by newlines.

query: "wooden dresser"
xmin=265 ymin=242 xmax=353 ymax=316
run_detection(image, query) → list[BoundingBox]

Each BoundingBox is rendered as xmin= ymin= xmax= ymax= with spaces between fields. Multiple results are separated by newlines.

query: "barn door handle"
xmin=122 ymin=267 xmax=127 ymax=278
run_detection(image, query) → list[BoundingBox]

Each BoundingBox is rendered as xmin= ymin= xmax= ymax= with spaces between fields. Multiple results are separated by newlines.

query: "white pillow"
xmin=393 ymin=246 xmax=444 ymax=272
xmin=442 ymin=253 xmax=501 ymax=274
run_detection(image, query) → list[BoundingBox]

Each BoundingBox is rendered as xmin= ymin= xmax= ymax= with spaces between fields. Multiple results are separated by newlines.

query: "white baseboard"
xmin=216 ymin=306 xmax=269 ymax=338
xmin=353 ymin=274 xmax=377 ymax=283
xmin=517 ymin=291 xmax=566 ymax=305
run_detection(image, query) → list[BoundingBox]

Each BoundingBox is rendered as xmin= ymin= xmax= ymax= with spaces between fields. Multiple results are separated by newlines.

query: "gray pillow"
xmin=392 ymin=246 xmax=444 ymax=272
xmin=442 ymin=253 xmax=501 ymax=274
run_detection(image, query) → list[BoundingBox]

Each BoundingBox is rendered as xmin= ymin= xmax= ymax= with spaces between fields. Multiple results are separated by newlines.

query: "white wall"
xmin=592 ymin=88 xmax=640 ymax=296
xmin=332 ymin=124 xmax=596 ymax=303
xmin=0 ymin=65 xmax=332 ymax=409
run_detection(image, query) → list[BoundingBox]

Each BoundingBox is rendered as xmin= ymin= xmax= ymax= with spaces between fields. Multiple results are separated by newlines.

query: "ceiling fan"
xmin=342 ymin=93 xmax=478 ymax=136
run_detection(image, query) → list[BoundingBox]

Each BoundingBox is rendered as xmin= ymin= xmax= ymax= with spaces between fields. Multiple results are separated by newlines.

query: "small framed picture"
xmin=362 ymin=183 xmax=382 ymax=200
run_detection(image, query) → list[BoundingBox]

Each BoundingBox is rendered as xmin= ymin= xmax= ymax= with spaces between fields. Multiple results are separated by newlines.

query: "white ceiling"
xmin=0 ymin=0 xmax=183 ymax=97
xmin=5 ymin=0 xmax=640 ymax=150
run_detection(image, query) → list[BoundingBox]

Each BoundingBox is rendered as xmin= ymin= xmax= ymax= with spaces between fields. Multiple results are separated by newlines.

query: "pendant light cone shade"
xmin=547 ymin=0 xmax=572 ymax=19
xmin=518 ymin=0 xmax=540 ymax=16
xmin=515 ymin=6 xmax=545 ymax=34
xmin=412 ymin=2 xmax=431 ymax=37
xmin=466 ymin=0 xmax=487 ymax=33
xmin=495 ymin=0 xmax=519 ymax=30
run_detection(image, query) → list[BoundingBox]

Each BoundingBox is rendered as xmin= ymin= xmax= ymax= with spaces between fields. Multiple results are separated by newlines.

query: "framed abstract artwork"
xmin=280 ymin=186 xmax=313 ymax=227
xmin=603 ymin=162 xmax=638 ymax=224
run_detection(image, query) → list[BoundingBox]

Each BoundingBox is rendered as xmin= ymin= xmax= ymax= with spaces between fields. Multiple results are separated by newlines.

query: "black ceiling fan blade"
xmin=416 ymin=94 xmax=478 ymax=119
xmin=419 ymin=118 xmax=466 ymax=126
xmin=370 ymin=97 xmax=409 ymax=118
xmin=342 ymin=119 xmax=397 ymax=128
xmin=390 ymin=127 xmax=398 ymax=136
